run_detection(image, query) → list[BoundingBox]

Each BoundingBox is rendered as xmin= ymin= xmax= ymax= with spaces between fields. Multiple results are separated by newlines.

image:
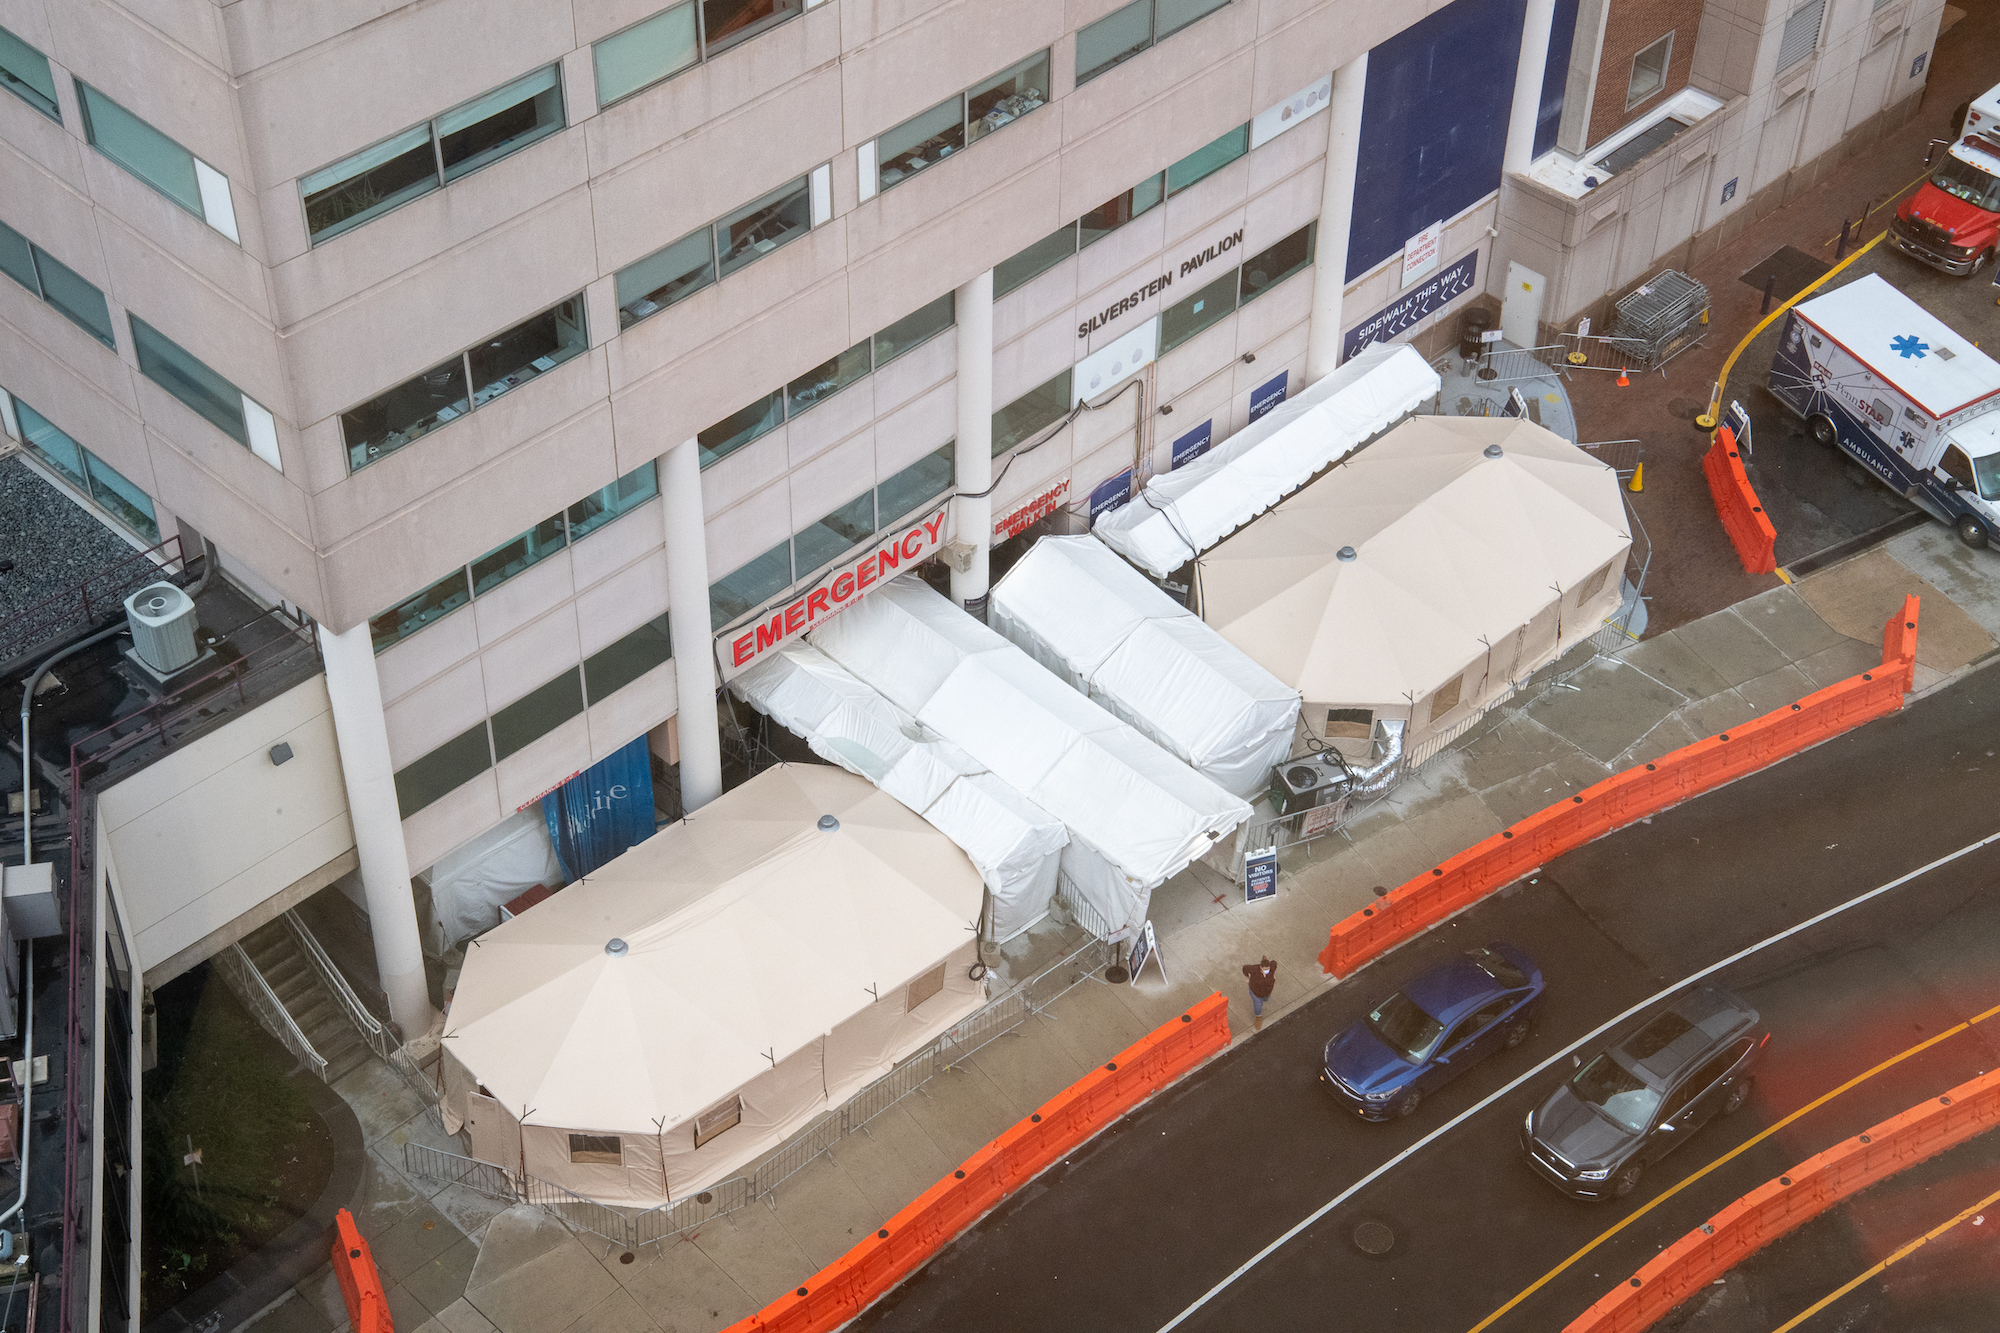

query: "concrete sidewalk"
xmin=242 ymin=525 xmax=1999 ymax=1333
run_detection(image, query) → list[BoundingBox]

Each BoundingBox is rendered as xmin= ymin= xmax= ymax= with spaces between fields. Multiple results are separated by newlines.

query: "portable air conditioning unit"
xmin=1269 ymin=757 xmax=1342 ymax=816
xmin=124 ymin=581 xmax=199 ymax=675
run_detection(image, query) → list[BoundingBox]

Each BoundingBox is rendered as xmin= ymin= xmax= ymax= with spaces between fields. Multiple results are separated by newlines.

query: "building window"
xmin=993 ymin=369 xmax=1072 ymax=455
xmin=1324 ymin=707 xmax=1372 ymax=740
xmin=594 ymin=4 xmax=700 ymax=107
xmin=873 ymin=292 xmax=954 ymax=367
xmin=75 ymin=82 xmax=237 ymax=240
xmin=793 ymin=490 xmax=876 ymax=574
xmin=996 ymin=224 xmax=1079 ymax=297
xmin=1627 ymin=33 xmax=1672 ymax=107
xmin=1166 ymin=123 xmax=1248 ymax=195
xmin=492 ymin=669 xmax=586 ymax=760
xmin=1076 ymin=0 xmax=1228 ymax=85
xmin=719 ymin=175 xmax=812 ymax=277
xmin=1777 ymin=0 xmax=1824 ymax=72
xmin=129 ymin=316 xmax=281 ymax=469
xmin=567 ymin=1134 xmax=623 ymax=1165
xmin=694 ymin=1095 xmax=742 ymax=1148
xmin=0 ymin=220 xmax=115 ymax=347
xmin=1238 ymin=223 xmax=1315 ymax=306
xmin=698 ymin=390 xmax=785 ymax=467
xmin=616 ymin=226 xmax=716 ymax=329
xmin=471 ymin=516 xmax=567 ymax=597
xmin=0 ymin=26 xmax=59 ymax=121
xmin=1428 ymin=672 xmax=1463 ymax=719
xmin=9 ymin=396 xmax=160 ymax=543
xmin=393 ymin=722 xmax=493 ymax=817
xmin=300 ymin=65 xmax=564 ymax=244
xmin=876 ymin=444 xmax=955 ymax=525
xmin=709 ymin=539 xmax=793 ymax=630
xmin=1160 ymin=270 xmax=1237 ymax=353
xmin=788 ymin=339 xmax=872 ymax=417
xmin=1080 ymin=174 xmax=1164 ymax=249
xmin=584 ymin=614 xmax=673 ymax=703
xmin=870 ymin=52 xmax=1049 ymax=196
xmin=703 ymin=0 xmax=801 ymax=56
xmin=568 ymin=464 xmax=660 ymax=541
xmin=370 ymin=568 xmax=472 ymax=654
xmin=341 ymin=294 xmax=587 ymax=471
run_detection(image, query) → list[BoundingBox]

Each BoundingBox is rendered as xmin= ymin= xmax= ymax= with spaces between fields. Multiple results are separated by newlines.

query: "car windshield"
xmin=1466 ymin=946 xmax=1527 ymax=988
xmin=1972 ymin=450 xmax=2000 ymax=501
xmin=1571 ymin=1054 xmax=1662 ymax=1134
xmin=1367 ymin=992 xmax=1444 ymax=1063
xmin=1930 ymin=155 xmax=2000 ymax=212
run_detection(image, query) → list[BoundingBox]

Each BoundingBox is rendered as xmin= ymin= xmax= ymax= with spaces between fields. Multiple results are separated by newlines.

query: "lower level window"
xmin=10 ymin=396 xmax=160 ymax=543
xmin=995 ymin=223 xmax=1078 ymax=297
xmin=1080 ymin=174 xmax=1163 ymax=249
xmin=709 ymin=539 xmax=793 ymax=630
xmin=1239 ymin=224 xmax=1315 ymax=306
xmin=491 ymin=669 xmax=586 ymax=761
xmin=718 ymin=176 xmax=811 ymax=277
xmin=1160 ymin=270 xmax=1236 ymax=353
xmin=568 ymin=1134 xmax=622 ymax=1165
xmin=992 ymin=369 xmax=1072 ymax=455
xmin=393 ymin=722 xmax=493 ymax=817
xmin=876 ymin=444 xmax=954 ymax=525
xmin=793 ymin=490 xmax=875 ymax=573
xmin=583 ymin=614 xmax=673 ymax=702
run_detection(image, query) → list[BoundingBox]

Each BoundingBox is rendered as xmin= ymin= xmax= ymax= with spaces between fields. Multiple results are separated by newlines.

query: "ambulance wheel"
xmin=1807 ymin=414 xmax=1838 ymax=447
xmin=1957 ymin=515 xmax=1991 ymax=550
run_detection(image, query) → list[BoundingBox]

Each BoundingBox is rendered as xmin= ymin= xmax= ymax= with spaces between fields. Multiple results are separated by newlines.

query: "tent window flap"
xmin=569 ymin=1134 xmax=622 ymax=1164
xmin=695 ymin=1095 xmax=743 ymax=1147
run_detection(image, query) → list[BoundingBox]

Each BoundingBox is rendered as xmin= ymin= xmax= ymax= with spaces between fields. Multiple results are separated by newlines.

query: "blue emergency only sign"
xmin=1341 ymin=252 xmax=1478 ymax=362
xmin=1089 ymin=469 xmax=1134 ymax=519
xmin=1249 ymin=371 xmax=1288 ymax=422
xmin=1171 ymin=419 xmax=1213 ymax=468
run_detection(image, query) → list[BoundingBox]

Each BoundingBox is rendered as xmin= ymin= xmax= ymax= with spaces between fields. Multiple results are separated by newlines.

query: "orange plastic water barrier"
xmin=331 ymin=1207 xmax=393 ymax=1333
xmin=1564 ymin=1063 xmax=2000 ymax=1333
xmin=1701 ymin=426 xmax=1778 ymax=575
xmin=1319 ymin=595 xmax=1920 ymax=979
xmin=722 ymin=992 xmax=1233 ymax=1333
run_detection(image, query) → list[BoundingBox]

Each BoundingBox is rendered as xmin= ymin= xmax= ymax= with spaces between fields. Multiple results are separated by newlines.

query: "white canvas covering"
xmin=1200 ymin=416 xmax=1630 ymax=746
xmin=425 ymin=807 xmax=564 ymax=951
xmin=730 ymin=644 xmax=1068 ymax=943
xmin=441 ymin=765 xmax=987 ymax=1204
xmin=989 ymin=535 xmax=1301 ymax=800
xmin=809 ymin=576 xmax=1251 ymax=940
xmin=1094 ymin=343 xmax=1442 ymax=577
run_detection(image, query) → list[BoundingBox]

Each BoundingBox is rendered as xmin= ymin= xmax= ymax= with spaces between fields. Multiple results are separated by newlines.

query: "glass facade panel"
xmin=83 ymin=451 xmax=160 ymax=543
xmin=877 ymin=95 xmax=964 ymax=192
xmin=0 ymin=219 xmax=37 ymax=294
xmin=394 ymin=722 xmax=492 ymax=816
xmin=698 ymin=390 xmax=783 ymax=466
xmin=595 ymin=4 xmax=700 ymax=106
xmin=469 ymin=296 xmax=587 ymax=407
xmin=76 ymin=83 xmax=203 ymax=216
xmin=568 ymin=462 xmax=660 ymax=540
xmin=1079 ymin=173 xmax=1163 ymax=248
xmin=616 ymin=227 xmax=715 ymax=328
xmin=1167 ymin=123 xmax=1248 ymax=195
xmin=471 ymin=515 xmax=568 ymax=596
xmin=717 ymin=176 xmax=811 ymax=276
xmin=793 ymin=491 xmax=875 ymax=573
xmin=1161 ymin=269 xmax=1238 ymax=352
xmin=32 ymin=246 xmax=116 ymax=346
xmin=873 ymin=292 xmax=954 ymax=366
xmin=14 ymin=399 xmax=88 ymax=492
xmin=584 ymin=614 xmax=673 ymax=703
xmin=995 ymin=223 xmax=1077 ymax=297
xmin=787 ymin=339 xmax=871 ymax=416
xmin=301 ymin=125 xmax=438 ymax=243
xmin=0 ymin=26 xmax=59 ymax=119
xmin=371 ymin=568 xmax=471 ymax=653
xmin=342 ymin=355 xmax=471 ymax=471
xmin=702 ymin=0 xmax=802 ymax=55
xmin=1239 ymin=223 xmax=1315 ymax=304
xmin=993 ymin=369 xmax=1071 ymax=455
xmin=966 ymin=52 xmax=1050 ymax=144
xmin=1153 ymin=0 xmax=1230 ymax=41
xmin=876 ymin=444 xmax=954 ymax=524
xmin=1076 ymin=0 xmax=1151 ymax=83
xmin=708 ymin=539 xmax=792 ymax=629
xmin=491 ymin=668 xmax=585 ymax=760
xmin=436 ymin=65 xmax=564 ymax=183
xmin=130 ymin=316 xmax=247 ymax=444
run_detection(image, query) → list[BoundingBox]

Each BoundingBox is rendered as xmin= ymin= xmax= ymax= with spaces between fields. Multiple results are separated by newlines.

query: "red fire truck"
xmin=1890 ymin=84 xmax=2000 ymax=277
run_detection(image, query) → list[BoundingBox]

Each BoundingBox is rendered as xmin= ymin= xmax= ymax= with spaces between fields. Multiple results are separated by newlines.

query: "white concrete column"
xmin=316 ymin=622 xmax=437 ymax=1038
xmin=1305 ymin=52 xmax=1369 ymax=383
xmin=1504 ymin=0 xmax=1559 ymax=176
xmin=661 ymin=438 xmax=723 ymax=812
xmin=951 ymin=268 xmax=994 ymax=617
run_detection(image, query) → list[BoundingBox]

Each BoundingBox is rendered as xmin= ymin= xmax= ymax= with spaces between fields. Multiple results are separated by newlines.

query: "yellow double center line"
xmin=1465 ymin=998 xmax=2000 ymax=1333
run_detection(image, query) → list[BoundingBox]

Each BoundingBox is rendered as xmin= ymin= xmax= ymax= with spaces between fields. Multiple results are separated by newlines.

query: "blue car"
xmin=1321 ymin=944 xmax=1545 ymax=1120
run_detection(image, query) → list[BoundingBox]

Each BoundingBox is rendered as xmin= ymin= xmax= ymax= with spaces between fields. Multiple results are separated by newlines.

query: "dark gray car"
xmin=1522 ymin=985 xmax=1767 ymax=1201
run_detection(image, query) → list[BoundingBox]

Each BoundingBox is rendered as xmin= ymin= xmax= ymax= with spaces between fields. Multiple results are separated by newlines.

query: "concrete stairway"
xmin=238 ymin=917 xmax=374 ymax=1084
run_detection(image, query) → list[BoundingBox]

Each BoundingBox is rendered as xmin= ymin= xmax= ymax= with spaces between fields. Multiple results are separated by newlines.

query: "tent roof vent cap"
xmin=1484 ymin=443 xmax=1504 ymax=458
xmin=818 ymin=815 xmax=840 ymax=832
xmin=1336 ymin=546 xmax=1358 ymax=562
xmin=605 ymin=938 xmax=629 ymax=957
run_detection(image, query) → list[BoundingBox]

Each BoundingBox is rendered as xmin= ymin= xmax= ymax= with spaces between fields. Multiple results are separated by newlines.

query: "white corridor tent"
xmin=989 ymin=535 xmax=1300 ymax=800
xmin=809 ymin=576 xmax=1251 ymax=940
xmin=438 ymin=765 xmax=987 ymax=1205
xmin=1094 ymin=343 xmax=1441 ymax=577
xmin=1199 ymin=416 xmax=1630 ymax=749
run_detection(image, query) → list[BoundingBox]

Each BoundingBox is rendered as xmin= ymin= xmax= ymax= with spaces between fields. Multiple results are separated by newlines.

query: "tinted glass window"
xmin=1154 ymin=0 xmax=1229 ymax=40
xmin=1080 ymin=174 xmax=1163 ymax=248
xmin=702 ymin=0 xmax=801 ymax=55
xmin=84 ymin=451 xmax=160 ymax=543
xmin=878 ymin=95 xmax=965 ymax=192
xmin=371 ymin=568 xmax=472 ymax=654
xmin=471 ymin=516 xmax=567 ymax=596
xmin=0 ymin=26 xmax=59 ymax=120
xmin=793 ymin=491 xmax=875 ymax=573
xmin=584 ymin=614 xmax=673 ymax=703
xmin=436 ymin=66 xmax=564 ymax=183
xmin=616 ymin=226 xmax=714 ymax=328
xmin=14 ymin=399 xmax=88 ymax=492
xmin=77 ymin=83 xmax=202 ymax=216
xmin=876 ymin=444 xmax=954 ymax=523
xmin=1931 ymin=156 xmax=2000 ymax=213
xmin=469 ymin=296 xmax=587 ymax=407
xmin=1570 ymin=1054 xmax=1660 ymax=1133
xmin=995 ymin=223 xmax=1077 ymax=297
xmin=709 ymin=539 xmax=792 ymax=629
xmin=393 ymin=722 xmax=492 ymax=816
xmin=717 ymin=176 xmax=810 ymax=276
xmin=567 ymin=463 xmax=659 ymax=540
xmin=302 ymin=126 xmax=438 ymax=243
xmin=130 ymin=316 xmax=248 ymax=444
xmin=1167 ymin=123 xmax=1247 ymax=194
xmin=32 ymin=246 xmax=117 ymax=346
xmin=1240 ymin=223 xmax=1315 ymax=305
xmin=1161 ymin=270 xmax=1237 ymax=353
xmin=0 ymin=220 xmax=38 ymax=293
xmin=873 ymin=293 xmax=953 ymax=366
xmin=788 ymin=339 xmax=871 ymax=416
xmin=992 ymin=369 xmax=1071 ymax=455
xmin=1076 ymin=0 xmax=1151 ymax=84
xmin=492 ymin=668 xmax=586 ymax=760
xmin=595 ymin=4 xmax=699 ymax=106
xmin=1367 ymin=992 xmax=1443 ymax=1062
xmin=1688 ymin=1040 xmax=1752 ymax=1096
xmin=342 ymin=356 xmax=471 ymax=472
xmin=967 ymin=52 xmax=1050 ymax=144
xmin=698 ymin=391 xmax=783 ymax=467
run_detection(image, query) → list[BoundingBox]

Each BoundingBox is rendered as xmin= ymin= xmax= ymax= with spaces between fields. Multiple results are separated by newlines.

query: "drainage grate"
xmin=1737 ymin=246 xmax=1829 ymax=302
xmin=1353 ymin=1221 xmax=1396 ymax=1255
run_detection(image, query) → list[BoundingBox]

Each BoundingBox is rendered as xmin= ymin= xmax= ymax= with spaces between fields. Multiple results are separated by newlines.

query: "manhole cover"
xmin=696 ymin=1191 xmax=714 ymax=1205
xmin=1353 ymin=1221 xmax=1395 ymax=1255
xmin=1668 ymin=397 xmax=1702 ymax=420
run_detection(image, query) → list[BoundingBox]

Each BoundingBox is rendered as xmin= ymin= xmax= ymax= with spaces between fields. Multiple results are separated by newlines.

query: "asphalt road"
xmin=852 ymin=661 xmax=2000 ymax=1333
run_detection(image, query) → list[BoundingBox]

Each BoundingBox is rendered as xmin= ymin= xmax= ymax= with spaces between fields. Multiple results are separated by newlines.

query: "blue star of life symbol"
xmin=1890 ymin=334 xmax=1929 ymax=359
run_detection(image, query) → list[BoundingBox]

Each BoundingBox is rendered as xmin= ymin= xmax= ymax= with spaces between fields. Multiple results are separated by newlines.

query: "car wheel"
xmin=1723 ymin=1077 xmax=1754 ymax=1115
xmin=1395 ymin=1088 xmax=1423 ymax=1119
xmin=1956 ymin=515 xmax=1990 ymax=550
xmin=1504 ymin=1020 xmax=1531 ymax=1050
xmin=1807 ymin=413 xmax=1838 ymax=447
xmin=1611 ymin=1162 xmax=1644 ymax=1199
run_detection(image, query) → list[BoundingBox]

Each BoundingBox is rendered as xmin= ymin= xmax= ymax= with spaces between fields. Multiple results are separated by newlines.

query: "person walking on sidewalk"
xmin=1242 ymin=957 xmax=1277 ymax=1032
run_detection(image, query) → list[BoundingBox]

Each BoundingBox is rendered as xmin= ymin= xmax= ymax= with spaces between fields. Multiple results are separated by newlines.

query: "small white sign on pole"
xmin=1400 ymin=221 xmax=1444 ymax=289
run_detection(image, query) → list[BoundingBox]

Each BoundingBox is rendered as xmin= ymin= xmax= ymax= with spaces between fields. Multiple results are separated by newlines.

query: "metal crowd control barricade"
xmin=1610 ymin=269 xmax=1710 ymax=369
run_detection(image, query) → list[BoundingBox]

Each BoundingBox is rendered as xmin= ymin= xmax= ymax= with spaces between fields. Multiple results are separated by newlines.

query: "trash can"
xmin=1458 ymin=307 xmax=1493 ymax=360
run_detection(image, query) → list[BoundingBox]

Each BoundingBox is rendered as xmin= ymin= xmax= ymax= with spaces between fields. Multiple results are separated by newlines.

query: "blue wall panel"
xmin=1534 ymin=0 xmax=1582 ymax=158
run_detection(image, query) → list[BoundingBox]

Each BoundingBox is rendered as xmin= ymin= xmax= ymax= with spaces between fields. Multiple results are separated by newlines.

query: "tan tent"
xmin=439 ymin=764 xmax=987 ymax=1206
xmin=1199 ymin=416 xmax=1629 ymax=752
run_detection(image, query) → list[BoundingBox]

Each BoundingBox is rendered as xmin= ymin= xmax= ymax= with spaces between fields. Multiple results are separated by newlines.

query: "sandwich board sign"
xmin=1245 ymin=847 xmax=1279 ymax=904
xmin=1126 ymin=920 xmax=1165 ymax=986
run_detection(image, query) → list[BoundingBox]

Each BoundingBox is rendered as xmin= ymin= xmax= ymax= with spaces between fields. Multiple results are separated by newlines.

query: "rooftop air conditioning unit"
xmin=1269 ymin=757 xmax=1342 ymax=816
xmin=124 ymin=582 xmax=199 ymax=675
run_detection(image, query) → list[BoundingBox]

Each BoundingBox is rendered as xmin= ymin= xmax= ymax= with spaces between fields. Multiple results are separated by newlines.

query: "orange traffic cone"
xmin=1617 ymin=368 xmax=1630 ymax=387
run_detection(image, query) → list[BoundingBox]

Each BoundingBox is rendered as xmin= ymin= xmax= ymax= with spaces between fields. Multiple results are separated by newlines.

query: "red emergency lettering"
xmin=901 ymin=530 xmax=923 ymax=560
xmin=831 ymin=571 xmax=856 ymax=601
xmin=753 ymin=614 xmax=786 ymax=653
xmin=732 ymin=631 xmax=757 ymax=667
xmin=783 ymin=601 xmax=807 ymax=635
xmin=856 ymin=557 xmax=878 ymax=589
xmin=878 ymin=542 xmax=901 ymax=574
xmin=923 ymin=512 xmax=947 ymax=543
xmin=806 ymin=588 xmax=831 ymax=619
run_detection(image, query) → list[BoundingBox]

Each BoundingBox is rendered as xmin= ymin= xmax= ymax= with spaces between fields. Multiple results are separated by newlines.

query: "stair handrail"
xmin=282 ymin=909 xmax=393 ymax=1059
xmin=217 ymin=942 xmax=328 ymax=1082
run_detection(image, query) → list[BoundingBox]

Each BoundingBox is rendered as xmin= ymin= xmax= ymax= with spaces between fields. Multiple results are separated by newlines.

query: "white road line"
xmin=1155 ymin=828 xmax=2000 ymax=1332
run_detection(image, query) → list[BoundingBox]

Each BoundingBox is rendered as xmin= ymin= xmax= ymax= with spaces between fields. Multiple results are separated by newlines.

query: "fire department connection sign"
xmin=717 ymin=506 xmax=950 ymax=678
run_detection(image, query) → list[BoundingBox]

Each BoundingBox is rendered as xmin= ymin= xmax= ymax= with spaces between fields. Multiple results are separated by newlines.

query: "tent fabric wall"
xmin=809 ymin=577 xmax=1251 ymax=941
xmin=1093 ymin=345 xmax=1441 ymax=578
xmin=990 ymin=536 xmax=1301 ymax=801
xmin=426 ymin=808 xmax=564 ymax=952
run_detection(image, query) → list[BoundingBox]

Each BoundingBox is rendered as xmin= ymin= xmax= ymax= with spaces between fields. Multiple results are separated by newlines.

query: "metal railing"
xmin=1051 ymin=877 xmax=1115 ymax=941
xmin=0 ymin=533 xmax=185 ymax=668
xmin=215 ymin=942 xmax=328 ymax=1082
xmin=1463 ymin=344 xmax=1567 ymax=384
xmin=283 ymin=908 xmax=448 ymax=1123
xmin=403 ymin=1140 xmax=516 ymax=1201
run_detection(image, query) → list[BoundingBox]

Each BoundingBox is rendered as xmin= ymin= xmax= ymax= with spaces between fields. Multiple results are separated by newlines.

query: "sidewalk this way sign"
xmin=1244 ymin=846 xmax=1279 ymax=904
xmin=1126 ymin=920 xmax=1166 ymax=985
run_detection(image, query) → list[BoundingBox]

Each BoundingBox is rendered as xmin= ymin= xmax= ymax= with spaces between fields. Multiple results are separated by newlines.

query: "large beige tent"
xmin=1199 ymin=416 xmax=1629 ymax=752
xmin=438 ymin=764 xmax=987 ymax=1206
